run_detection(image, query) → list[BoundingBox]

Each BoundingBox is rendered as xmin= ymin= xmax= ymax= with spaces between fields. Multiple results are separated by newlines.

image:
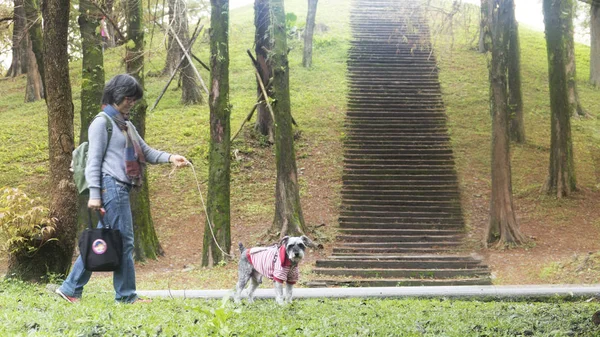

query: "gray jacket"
xmin=85 ymin=112 xmax=171 ymax=200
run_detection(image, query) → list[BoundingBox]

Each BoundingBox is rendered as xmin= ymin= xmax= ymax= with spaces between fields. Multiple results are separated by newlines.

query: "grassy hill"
xmin=1 ymin=0 xmax=600 ymax=289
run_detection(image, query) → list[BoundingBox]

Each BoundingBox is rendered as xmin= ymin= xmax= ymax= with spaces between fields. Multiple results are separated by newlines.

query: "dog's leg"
xmin=285 ymin=283 xmax=294 ymax=303
xmin=274 ymin=281 xmax=285 ymax=305
xmin=235 ymin=253 xmax=253 ymax=304
xmin=246 ymin=272 xmax=261 ymax=303
xmin=235 ymin=273 xmax=251 ymax=304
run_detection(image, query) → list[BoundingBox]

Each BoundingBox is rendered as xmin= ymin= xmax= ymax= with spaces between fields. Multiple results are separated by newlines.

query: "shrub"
xmin=0 ymin=187 xmax=57 ymax=256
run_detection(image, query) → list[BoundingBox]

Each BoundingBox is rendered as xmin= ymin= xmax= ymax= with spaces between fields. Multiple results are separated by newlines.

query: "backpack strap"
xmin=98 ymin=112 xmax=113 ymax=160
xmin=94 ymin=112 xmax=113 ymax=199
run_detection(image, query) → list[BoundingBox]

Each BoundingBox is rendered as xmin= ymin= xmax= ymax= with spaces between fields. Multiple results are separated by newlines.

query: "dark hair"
xmin=101 ymin=74 xmax=143 ymax=105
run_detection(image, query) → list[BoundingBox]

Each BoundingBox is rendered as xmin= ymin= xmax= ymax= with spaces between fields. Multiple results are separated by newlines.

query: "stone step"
xmin=343 ymin=159 xmax=456 ymax=166
xmin=338 ymin=223 xmax=463 ymax=230
xmin=305 ymin=277 xmax=492 ymax=287
xmin=341 ymin=203 xmax=462 ymax=211
xmin=336 ymin=234 xmax=463 ymax=243
xmin=338 ymin=216 xmax=464 ymax=224
xmin=338 ymin=228 xmax=463 ymax=236
xmin=315 ymin=259 xmax=484 ymax=269
xmin=332 ymin=247 xmax=460 ymax=254
xmin=313 ymin=267 xmax=490 ymax=279
xmin=341 ymin=194 xmax=459 ymax=203
xmin=343 ymin=166 xmax=456 ymax=174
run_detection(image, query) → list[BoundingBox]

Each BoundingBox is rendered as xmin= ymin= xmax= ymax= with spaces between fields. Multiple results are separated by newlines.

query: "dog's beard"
xmin=287 ymin=247 xmax=305 ymax=263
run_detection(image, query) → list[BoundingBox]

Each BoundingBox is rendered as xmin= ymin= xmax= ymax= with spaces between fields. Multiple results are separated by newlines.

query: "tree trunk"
xmin=590 ymin=3 xmax=600 ymax=86
xmin=177 ymin=0 xmax=201 ymax=105
xmin=566 ymin=1 xmax=586 ymax=117
xmin=202 ymin=0 xmax=231 ymax=267
xmin=302 ymin=0 xmax=318 ymax=68
xmin=102 ymin=0 xmax=117 ymax=47
xmin=19 ymin=0 xmax=79 ymax=281
xmin=6 ymin=0 xmax=27 ymax=77
xmin=486 ymin=0 xmax=526 ymax=246
xmin=78 ymin=0 xmax=105 ymax=143
xmin=478 ymin=0 xmax=492 ymax=53
xmin=507 ymin=0 xmax=525 ymax=143
xmin=126 ymin=0 xmax=164 ymax=261
xmin=543 ymin=0 xmax=577 ymax=198
xmin=254 ymin=0 xmax=274 ymax=142
xmin=162 ymin=0 xmax=180 ymax=76
xmin=24 ymin=35 xmax=43 ymax=102
xmin=269 ymin=0 xmax=307 ymax=238
xmin=23 ymin=0 xmax=45 ymax=98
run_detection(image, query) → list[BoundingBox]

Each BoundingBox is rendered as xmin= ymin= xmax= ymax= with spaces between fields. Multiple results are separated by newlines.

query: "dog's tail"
xmin=238 ymin=242 xmax=245 ymax=253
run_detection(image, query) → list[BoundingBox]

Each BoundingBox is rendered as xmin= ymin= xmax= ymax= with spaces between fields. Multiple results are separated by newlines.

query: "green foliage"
xmin=285 ymin=12 xmax=305 ymax=38
xmin=0 ymin=187 xmax=57 ymax=255
xmin=0 ymin=279 xmax=598 ymax=336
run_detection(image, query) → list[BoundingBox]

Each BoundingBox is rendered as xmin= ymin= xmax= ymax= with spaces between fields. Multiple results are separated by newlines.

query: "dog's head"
xmin=279 ymin=235 xmax=315 ymax=264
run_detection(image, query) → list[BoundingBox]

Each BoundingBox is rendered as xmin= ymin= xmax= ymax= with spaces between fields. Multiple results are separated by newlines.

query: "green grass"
xmin=1 ymin=279 xmax=599 ymax=336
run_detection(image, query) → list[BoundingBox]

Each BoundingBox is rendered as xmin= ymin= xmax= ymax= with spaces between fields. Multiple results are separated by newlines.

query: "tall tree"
xmin=102 ymin=0 xmax=117 ymax=48
xmin=202 ymin=0 xmax=231 ymax=267
xmin=566 ymin=0 xmax=586 ymax=117
xmin=543 ymin=0 xmax=577 ymax=197
xmin=486 ymin=0 xmax=527 ymax=246
xmin=6 ymin=0 xmax=79 ymax=281
xmin=78 ymin=0 xmax=105 ymax=143
xmin=254 ymin=0 xmax=274 ymax=142
xmin=591 ymin=2 xmax=600 ymax=86
xmin=478 ymin=0 xmax=492 ymax=53
xmin=507 ymin=0 xmax=525 ymax=142
xmin=126 ymin=0 xmax=164 ymax=260
xmin=23 ymin=0 xmax=44 ymax=97
xmin=302 ymin=0 xmax=318 ymax=68
xmin=270 ymin=0 xmax=308 ymax=237
xmin=6 ymin=0 xmax=27 ymax=77
xmin=24 ymin=34 xmax=43 ymax=102
xmin=176 ymin=0 xmax=201 ymax=105
xmin=162 ymin=0 xmax=180 ymax=76
xmin=77 ymin=0 xmax=105 ymax=227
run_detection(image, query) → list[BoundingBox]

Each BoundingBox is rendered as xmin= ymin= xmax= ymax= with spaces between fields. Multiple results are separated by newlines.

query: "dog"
xmin=234 ymin=235 xmax=315 ymax=305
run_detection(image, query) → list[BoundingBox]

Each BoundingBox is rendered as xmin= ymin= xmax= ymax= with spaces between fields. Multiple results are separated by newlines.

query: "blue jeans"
xmin=59 ymin=175 xmax=138 ymax=303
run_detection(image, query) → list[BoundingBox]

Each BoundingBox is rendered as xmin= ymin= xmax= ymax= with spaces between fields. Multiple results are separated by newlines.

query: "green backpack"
xmin=71 ymin=113 xmax=113 ymax=195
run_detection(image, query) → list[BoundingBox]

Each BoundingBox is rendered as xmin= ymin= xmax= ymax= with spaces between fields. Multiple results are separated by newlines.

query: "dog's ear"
xmin=300 ymin=235 xmax=316 ymax=248
xmin=279 ymin=236 xmax=290 ymax=247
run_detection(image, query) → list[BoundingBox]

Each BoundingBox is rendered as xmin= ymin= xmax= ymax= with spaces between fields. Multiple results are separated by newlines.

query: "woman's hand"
xmin=169 ymin=154 xmax=189 ymax=168
xmin=88 ymin=198 xmax=102 ymax=210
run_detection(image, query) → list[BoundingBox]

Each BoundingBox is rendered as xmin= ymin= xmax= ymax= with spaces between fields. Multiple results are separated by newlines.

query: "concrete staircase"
xmin=307 ymin=0 xmax=492 ymax=287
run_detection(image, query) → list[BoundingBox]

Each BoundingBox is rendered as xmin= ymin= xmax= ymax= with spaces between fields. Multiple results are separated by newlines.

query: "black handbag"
xmin=78 ymin=209 xmax=123 ymax=272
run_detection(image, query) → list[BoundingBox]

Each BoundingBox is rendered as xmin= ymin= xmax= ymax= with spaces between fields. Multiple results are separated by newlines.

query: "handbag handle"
xmin=87 ymin=209 xmax=108 ymax=230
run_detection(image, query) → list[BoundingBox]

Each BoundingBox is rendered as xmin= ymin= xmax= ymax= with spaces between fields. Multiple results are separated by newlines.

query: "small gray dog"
xmin=234 ymin=235 xmax=314 ymax=305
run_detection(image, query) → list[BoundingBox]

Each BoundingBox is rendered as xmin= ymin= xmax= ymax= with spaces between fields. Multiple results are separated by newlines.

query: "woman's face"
xmin=115 ymin=97 xmax=137 ymax=119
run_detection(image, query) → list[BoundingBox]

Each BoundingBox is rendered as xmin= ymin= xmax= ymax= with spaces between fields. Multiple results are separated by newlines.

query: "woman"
xmin=56 ymin=74 xmax=188 ymax=303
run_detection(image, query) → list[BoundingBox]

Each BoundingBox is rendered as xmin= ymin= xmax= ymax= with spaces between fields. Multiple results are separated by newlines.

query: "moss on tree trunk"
xmin=30 ymin=0 xmax=79 ymax=281
xmin=24 ymin=0 xmax=45 ymax=97
xmin=543 ymin=0 xmax=577 ymax=198
xmin=202 ymin=0 xmax=231 ymax=267
xmin=507 ymin=0 xmax=525 ymax=143
xmin=78 ymin=0 xmax=105 ymax=144
xmin=254 ymin=0 xmax=274 ymax=141
xmin=270 ymin=0 xmax=307 ymax=238
xmin=126 ymin=0 xmax=163 ymax=261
